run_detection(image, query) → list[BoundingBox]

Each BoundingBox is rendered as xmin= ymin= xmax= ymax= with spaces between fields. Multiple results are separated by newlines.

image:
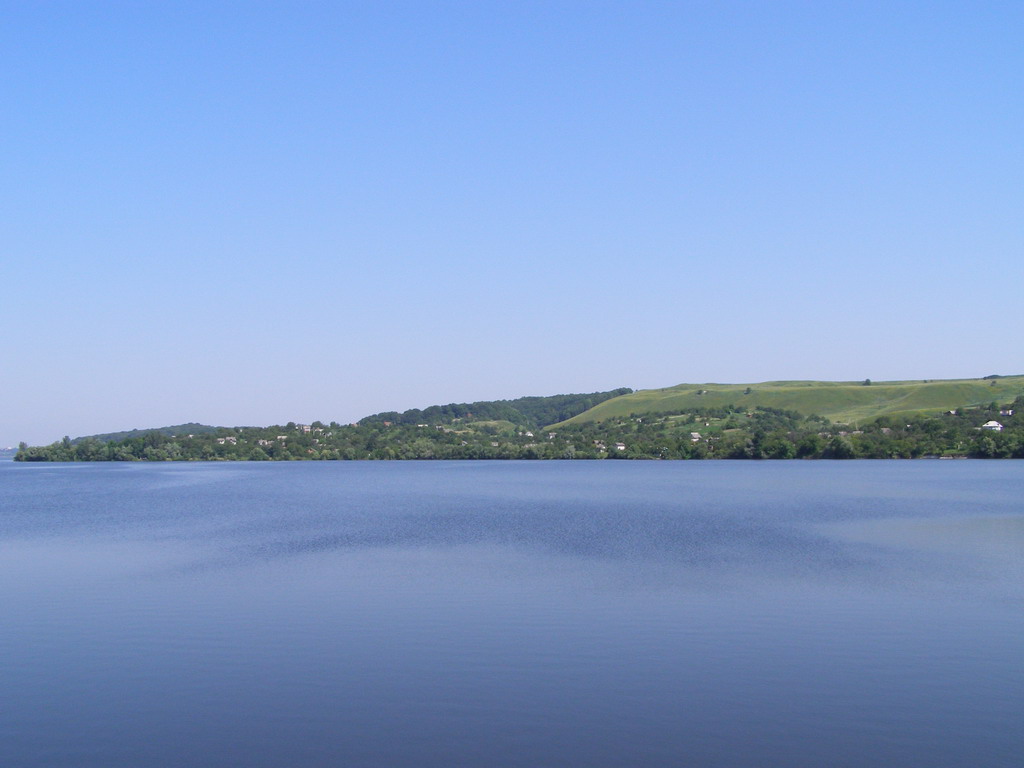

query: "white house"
xmin=981 ymin=421 xmax=1003 ymax=432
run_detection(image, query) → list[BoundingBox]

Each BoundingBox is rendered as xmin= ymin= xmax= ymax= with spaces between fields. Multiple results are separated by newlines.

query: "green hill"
xmin=72 ymin=422 xmax=221 ymax=444
xmin=549 ymin=376 xmax=1024 ymax=428
xmin=360 ymin=388 xmax=633 ymax=429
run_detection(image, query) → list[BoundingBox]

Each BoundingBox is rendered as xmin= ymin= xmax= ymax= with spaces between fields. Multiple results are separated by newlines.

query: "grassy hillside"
xmin=549 ymin=376 xmax=1024 ymax=427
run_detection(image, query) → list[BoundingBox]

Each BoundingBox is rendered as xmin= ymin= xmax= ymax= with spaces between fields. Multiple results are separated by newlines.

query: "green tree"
xmin=827 ymin=436 xmax=855 ymax=459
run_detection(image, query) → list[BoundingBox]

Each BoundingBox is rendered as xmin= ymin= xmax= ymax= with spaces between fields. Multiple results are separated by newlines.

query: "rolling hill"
xmin=548 ymin=376 xmax=1024 ymax=428
xmin=71 ymin=422 xmax=222 ymax=444
xmin=360 ymin=388 xmax=633 ymax=429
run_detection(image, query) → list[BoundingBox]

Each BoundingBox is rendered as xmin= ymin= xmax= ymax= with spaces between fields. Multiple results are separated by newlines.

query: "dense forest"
xmin=359 ymin=388 xmax=633 ymax=428
xmin=15 ymin=395 xmax=1024 ymax=461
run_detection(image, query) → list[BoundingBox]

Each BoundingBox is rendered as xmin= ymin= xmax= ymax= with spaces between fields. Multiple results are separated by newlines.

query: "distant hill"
xmin=72 ymin=423 xmax=221 ymax=444
xmin=360 ymin=388 xmax=633 ymax=429
xmin=549 ymin=376 xmax=1024 ymax=427
xmin=17 ymin=378 xmax=1024 ymax=462
xmin=60 ymin=389 xmax=637 ymax=446
xmin=40 ymin=376 xmax=1024 ymax=449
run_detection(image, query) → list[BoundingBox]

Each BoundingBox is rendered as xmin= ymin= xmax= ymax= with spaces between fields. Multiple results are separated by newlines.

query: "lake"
xmin=1 ymin=460 xmax=1021 ymax=767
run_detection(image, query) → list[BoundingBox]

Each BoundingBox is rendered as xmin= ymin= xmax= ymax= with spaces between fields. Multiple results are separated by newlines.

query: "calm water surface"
xmin=1 ymin=460 xmax=1021 ymax=767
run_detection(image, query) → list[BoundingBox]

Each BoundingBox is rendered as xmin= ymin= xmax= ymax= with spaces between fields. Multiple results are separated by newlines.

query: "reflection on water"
xmin=1 ymin=460 xmax=1022 ymax=768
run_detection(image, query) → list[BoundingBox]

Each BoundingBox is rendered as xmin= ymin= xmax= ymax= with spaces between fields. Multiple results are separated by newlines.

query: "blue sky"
xmin=3 ymin=1 xmax=1022 ymax=445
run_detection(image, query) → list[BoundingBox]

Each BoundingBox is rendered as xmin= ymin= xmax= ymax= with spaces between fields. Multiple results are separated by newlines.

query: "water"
xmin=1 ymin=460 xmax=1021 ymax=767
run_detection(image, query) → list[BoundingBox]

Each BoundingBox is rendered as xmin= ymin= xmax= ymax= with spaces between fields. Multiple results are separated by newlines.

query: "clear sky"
xmin=3 ymin=1 xmax=1022 ymax=445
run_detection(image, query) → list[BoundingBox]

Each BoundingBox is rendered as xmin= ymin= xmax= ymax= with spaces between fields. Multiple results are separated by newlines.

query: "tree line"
xmin=15 ymin=397 xmax=1024 ymax=461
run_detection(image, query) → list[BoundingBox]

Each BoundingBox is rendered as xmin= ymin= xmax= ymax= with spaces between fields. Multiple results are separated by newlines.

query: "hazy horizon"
xmin=5 ymin=2 xmax=1021 ymax=446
